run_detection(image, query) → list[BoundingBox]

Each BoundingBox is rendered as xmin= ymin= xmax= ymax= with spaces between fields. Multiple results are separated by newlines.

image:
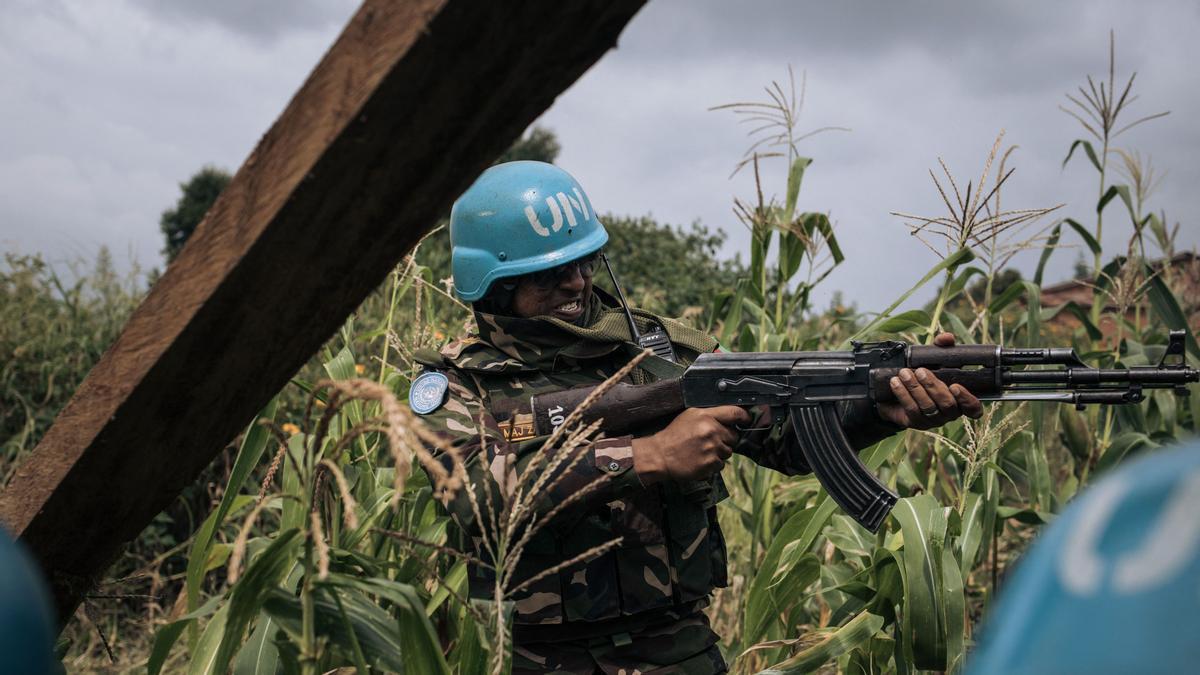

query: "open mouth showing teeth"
xmin=555 ymin=300 xmax=582 ymax=313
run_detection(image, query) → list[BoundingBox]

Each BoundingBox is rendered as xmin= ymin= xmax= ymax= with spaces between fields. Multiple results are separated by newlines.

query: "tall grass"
xmin=1 ymin=249 xmax=144 ymax=484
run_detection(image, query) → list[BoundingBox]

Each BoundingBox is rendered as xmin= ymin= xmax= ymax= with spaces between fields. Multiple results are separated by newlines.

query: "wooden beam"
xmin=0 ymin=0 xmax=646 ymax=622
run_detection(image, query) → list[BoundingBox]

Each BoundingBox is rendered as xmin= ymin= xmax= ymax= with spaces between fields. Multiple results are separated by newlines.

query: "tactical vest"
xmin=419 ymin=333 xmax=730 ymax=626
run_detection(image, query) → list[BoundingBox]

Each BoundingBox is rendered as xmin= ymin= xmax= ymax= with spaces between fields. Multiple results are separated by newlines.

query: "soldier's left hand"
xmin=878 ymin=332 xmax=984 ymax=430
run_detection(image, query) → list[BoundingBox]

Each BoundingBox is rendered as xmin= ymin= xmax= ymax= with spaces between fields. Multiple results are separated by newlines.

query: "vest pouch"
xmin=608 ymin=484 xmax=674 ymax=614
xmin=510 ymin=552 xmax=566 ymax=625
xmin=665 ymin=501 xmax=717 ymax=603
xmin=614 ymin=543 xmax=675 ymax=614
xmin=509 ymin=530 xmax=565 ymax=625
xmin=559 ymin=512 xmax=621 ymax=622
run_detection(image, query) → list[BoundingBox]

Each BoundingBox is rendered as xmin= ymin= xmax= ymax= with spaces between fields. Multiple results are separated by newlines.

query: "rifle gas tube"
xmin=512 ymin=331 xmax=1199 ymax=532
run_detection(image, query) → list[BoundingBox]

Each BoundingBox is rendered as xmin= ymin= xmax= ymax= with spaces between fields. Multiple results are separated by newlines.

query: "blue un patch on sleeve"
xmin=408 ymin=371 xmax=449 ymax=415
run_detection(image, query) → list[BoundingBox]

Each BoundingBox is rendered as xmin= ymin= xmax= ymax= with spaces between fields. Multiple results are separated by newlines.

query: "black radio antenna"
xmin=600 ymin=251 xmax=677 ymax=362
xmin=600 ymin=251 xmax=642 ymax=341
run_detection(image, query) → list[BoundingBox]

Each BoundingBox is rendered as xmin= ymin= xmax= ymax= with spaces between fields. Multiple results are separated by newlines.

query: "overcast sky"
xmin=3 ymin=0 xmax=1197 ymax=313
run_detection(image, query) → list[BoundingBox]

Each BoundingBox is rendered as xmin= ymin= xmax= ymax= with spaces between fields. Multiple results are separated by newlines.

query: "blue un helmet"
xmin=450 ymin=161 xmax=609 ymax=302
xmin=968 ymin=440 xmax=1200 ymax=675
xmin=0 ymin=531 xmax=56 ymax=674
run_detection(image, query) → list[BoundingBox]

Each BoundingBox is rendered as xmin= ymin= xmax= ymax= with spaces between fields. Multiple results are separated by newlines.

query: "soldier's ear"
xmin=474 ymin=281 xmax=519 ymax=315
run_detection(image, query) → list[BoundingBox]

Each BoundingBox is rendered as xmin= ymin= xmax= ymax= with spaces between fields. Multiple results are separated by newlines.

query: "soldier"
xmin=412 ymin=161 xmax=981 ymax=674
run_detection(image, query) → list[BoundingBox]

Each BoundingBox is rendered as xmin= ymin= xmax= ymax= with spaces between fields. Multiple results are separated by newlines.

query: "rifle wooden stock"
xmin=523 ymin=379 xmax=684 ymax=437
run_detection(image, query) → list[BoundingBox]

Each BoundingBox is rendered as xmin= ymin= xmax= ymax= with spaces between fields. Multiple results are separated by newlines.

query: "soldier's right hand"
xmin=631 ymin=406 xmax=751 ymax=485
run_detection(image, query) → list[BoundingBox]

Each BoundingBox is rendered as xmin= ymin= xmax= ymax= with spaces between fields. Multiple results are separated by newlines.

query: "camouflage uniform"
xmin=414 ymin=292 xmax=898 ymax=674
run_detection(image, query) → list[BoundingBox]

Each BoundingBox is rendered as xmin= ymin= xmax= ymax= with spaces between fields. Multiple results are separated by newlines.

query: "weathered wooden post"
xmin=0 ymin=0 xmax=646 ymax=624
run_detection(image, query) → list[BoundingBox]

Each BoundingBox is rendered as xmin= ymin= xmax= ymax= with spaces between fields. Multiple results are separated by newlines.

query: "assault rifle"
xmin=503 ymin=330 xmax=1198 ymax=533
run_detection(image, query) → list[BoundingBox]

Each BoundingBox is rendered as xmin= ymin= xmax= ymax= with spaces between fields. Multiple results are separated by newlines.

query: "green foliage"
xmin=713 ymin=55 xmax=1194 ymax=675
xmin=495 ymin=125 xmax=561 ymax=165
xmin=948 ymin=267 xmax=1022 ymax=307
xmin=0 ymin=249 xmax=143 ymax=481
xmin=160 ymin=165 xmax=232 ymax=261
xmin=592 ymin=215 xmax=745 ymax=318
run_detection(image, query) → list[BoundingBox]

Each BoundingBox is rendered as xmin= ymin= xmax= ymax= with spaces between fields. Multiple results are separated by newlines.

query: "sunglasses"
xmin=523 ymin=252 xmax=601 ymax=289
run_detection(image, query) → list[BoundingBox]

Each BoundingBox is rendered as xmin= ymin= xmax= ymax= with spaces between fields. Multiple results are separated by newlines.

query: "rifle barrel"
xmin=1005 ymin=368 xmax=1199 ymax=386
xmin=999 ymin=347 xmax=1083 ymax=366
xmin=980 ymin=390 xmax=1146 ymax=404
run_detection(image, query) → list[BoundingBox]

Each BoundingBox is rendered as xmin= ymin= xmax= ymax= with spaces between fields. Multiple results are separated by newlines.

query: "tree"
xmin=159 ymin=166 xmax=232 ymax=262
xmin=496 ymin=125 xmax=561 ymax=164
xmin=593 ymin=215 xmax=744 ymax=318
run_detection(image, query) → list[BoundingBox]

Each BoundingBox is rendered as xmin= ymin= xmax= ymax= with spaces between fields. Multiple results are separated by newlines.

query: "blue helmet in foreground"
xmin=0 ymin=532 xmax=56 ymax=674
xmin=450 ymin=161 xmax=609 ymax=302
xmin=968 ymin=441 xmax=1200 ymax=675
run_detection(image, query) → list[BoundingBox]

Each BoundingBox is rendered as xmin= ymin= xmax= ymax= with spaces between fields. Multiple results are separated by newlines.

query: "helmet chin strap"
xmin=599 ymin=252 xmax=678 ymax=363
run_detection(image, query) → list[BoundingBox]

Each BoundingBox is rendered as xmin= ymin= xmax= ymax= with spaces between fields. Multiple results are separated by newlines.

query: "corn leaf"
xmin=1062 ymin=218 xmax=1102 ymax=257
xmin=744 ymin=505 xmax=826 ymax=643
xmin=262 ymin=587 xmax=408 ymax=673
xmin=784 ymin=157 xmax=813 ymax=221
xmin=824 ymin=514 xmax=875 ymax=561
xmin=957 ymin=492 xmax=985 ymax=578
xmin=1096 ymin=184 xmax=1131 ymax=220
xmin=1062 ymin=139 xmax=1102 ymax=173
xmin=318 ymin=573 xmax=451 ymax=675
xmin=1040 ymin=301 xmax=1103 ymax=341
xmin=147 ymin=596 xmax=223 ymax=675
xmin=802 ymin=211 xmax=844 ymax=264
xmin=206 ymin=528 xmax=301 ymax=675
xmin=325 ymin=345 xmax=365 ymax=429
xmin=941 ymin=547 xmax=966 ymax=672
xmin=994 ymin=505 xmax=1054 ymax=525
xmin=1095 ymin=431 xmax=1159 ymax=475
xmin=758 ymin=611 xmax=885 ymax=674
xmin=233 ymin=611 xmax=282 ymax=675
xmin=187 ymin=603 xmax=231 ymax=675
xmin=844 ymin=248 xmax=975 ymax=345
xmin=187 ymin=400 xmax=277 ymax=617
xmin=427 ymin=559 xmax=467 ymax=617
xmin=874 ymin=310 xmax=931 ymax=335
xmin=1034 ymin=223 xmax=1062 ymax=285
xmin=889 ymin=494 xmax=950 ymax=670
xmin=281 ymin=435 xmax=305 ymax=531
xmin=1144 ymin=271 xmax=1200 ymax=360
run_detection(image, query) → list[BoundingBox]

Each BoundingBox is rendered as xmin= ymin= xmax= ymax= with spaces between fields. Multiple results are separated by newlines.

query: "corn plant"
xmin=146 ymin=371 xmax=461 ymax=673
xmin=713 ymin=57 xmax=1195 ymax=674
xmin=1059 ymin=30 xmax=1169 ymax=326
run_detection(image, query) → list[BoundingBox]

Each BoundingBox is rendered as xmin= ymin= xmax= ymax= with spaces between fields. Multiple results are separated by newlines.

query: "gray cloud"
xmin=130 ymin=0 xmax=357 ymax=41
xmin=0 ymin=0 xmax=350 ymax=270
xmin=3 ymin=0 xmax=1197 ymax=315
xmin=617 ymin=0 xmax=1075 ymax=63
xmin=544 ymin=0 xmax=1200 ymax=310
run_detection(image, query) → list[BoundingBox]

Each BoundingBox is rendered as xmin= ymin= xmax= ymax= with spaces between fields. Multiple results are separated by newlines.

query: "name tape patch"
xmin=499 ymin=413 xmax=537 ymax=442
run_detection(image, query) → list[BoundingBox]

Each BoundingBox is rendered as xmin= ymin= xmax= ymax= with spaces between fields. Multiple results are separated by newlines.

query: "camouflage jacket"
xmin=413 ymin=291 xmax=898 ymax=640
